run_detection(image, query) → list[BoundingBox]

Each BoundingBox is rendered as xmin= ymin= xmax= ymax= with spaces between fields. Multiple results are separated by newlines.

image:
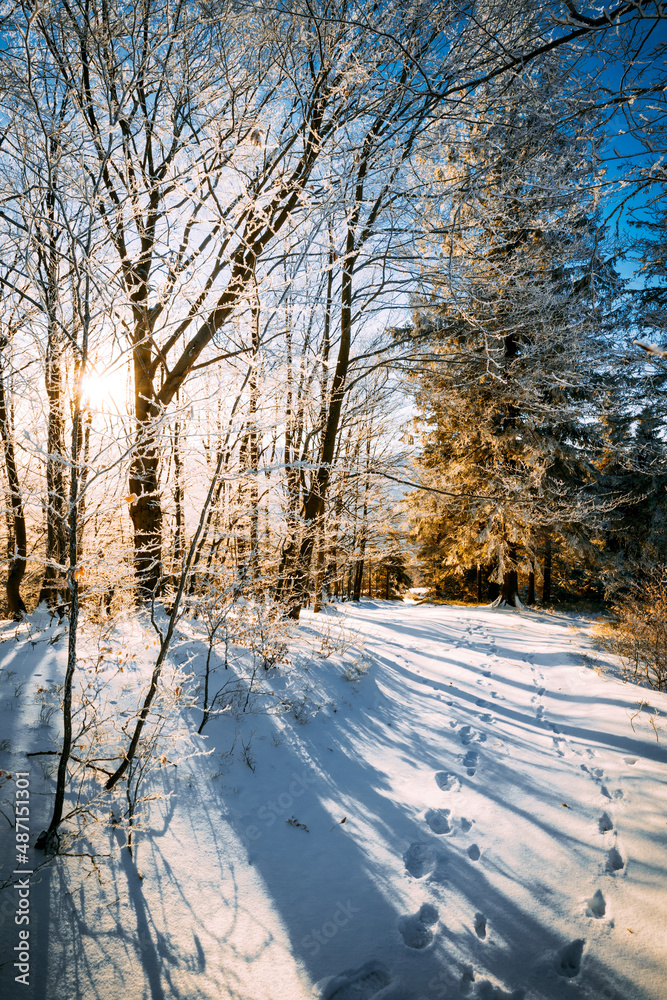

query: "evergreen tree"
xmin=409 ymin=65 xmax=624 ymax=605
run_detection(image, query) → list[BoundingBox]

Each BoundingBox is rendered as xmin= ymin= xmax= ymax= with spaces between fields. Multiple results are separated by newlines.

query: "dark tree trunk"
xmin=313 ymin=523 xmax=326 ymax=612
xmin=331 ymin=562 xmax=339 ymax=598
xmin=36 ymin=375 xmax=86 ymax=850
xmin=286 ymin=261 xmax=353 ymax=617
xmin=501 ymin=568 xmax=519 ymax=606
xmin=313 ymin=232 xmax=335 ymax=615
xmin=247 ymin=297 xmax=260 ymax=583
xmin=352 ymin=559 xmax=364 ymax=601
xmin=542 ymin=534 xmax=552 ymax=604
xmin=0 ymin=350 xmax=27 ymax=618
xmin=385 ymin=566 xmax=390 ymax=600
xmin=173 ymin=414 xmax=185 ymax=576
xmin=37 ymin=143 xmax=68 ymax=609
xmin=38 ymin=328 xmax=68 ymax=607
xmin=129 ymin=443 xmax=163 ymax=599
xmin=477 ymin=564 xmax=483 ymax=603
xmin=526 ymin=569 xmax=535 ymax=605
xmin=285 ymin=146 xmax=377 ymax=619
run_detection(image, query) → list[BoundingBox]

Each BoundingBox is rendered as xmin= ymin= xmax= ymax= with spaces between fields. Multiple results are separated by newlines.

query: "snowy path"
xmin=306 ymin=603 xmax=667 ymax=1000
xmin=2 ymin=602 xmax=666 ymax=1000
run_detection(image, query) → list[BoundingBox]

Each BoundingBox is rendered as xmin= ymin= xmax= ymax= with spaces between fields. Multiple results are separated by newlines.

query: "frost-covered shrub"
xmin=608 ymin=575 xmax=667 ymax=691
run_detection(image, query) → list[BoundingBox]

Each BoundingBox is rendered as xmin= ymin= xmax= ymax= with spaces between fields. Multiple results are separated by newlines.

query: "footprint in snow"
xmin=555 ymin=938 xmax=585 ymax=978
xmin=425 ymin=808 xmax=451 ymax=835
xmin=459 ymin=725 xmax=487 ymax=746
xmin=601 ymin=785 xmax=624 ymax=801
xmin=404 ymin=842 xmax=436 ymax=878
xmin=459 ymin=963 xmax=476 ymax=995
xmin=598 ymin=812 xmax=614 ymax=833
xmin=435 ymin=771 xmax=461 ymax=792
xmin=474 ymin=912 xmax=487 ymax=938
xmin=606 ymin=847 xmax=624 ymax=872
xmin=322 ymin=961 xmax=392 ymax=1000
xmin=460 ymin=817 xmax=473 ymax=832
xmin=462 ymin=749 xmax=479 ymax=775
xmin=467 ymin=843 xmax=481 ymax=861
xmin=397 ymin=903 xmax=439 ymax=950
xmin=586 ymin=889 xmax=606 ymax=918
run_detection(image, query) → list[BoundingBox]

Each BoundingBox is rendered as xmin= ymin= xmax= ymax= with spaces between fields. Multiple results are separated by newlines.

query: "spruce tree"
xmin=409 ymin=65 xmax=623 ymax=606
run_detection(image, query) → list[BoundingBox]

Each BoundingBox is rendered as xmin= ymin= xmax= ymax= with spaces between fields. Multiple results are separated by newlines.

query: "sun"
xmin=79 ymin=366 xmax=128 ymax=412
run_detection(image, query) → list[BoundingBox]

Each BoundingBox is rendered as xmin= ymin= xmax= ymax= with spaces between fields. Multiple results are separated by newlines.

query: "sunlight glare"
xmin=79 ymin=368 xmax=128 ymax=412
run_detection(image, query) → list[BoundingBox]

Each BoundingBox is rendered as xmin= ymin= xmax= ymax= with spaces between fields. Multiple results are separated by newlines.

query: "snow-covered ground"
xmin=1 ymin=601 xmax=666 ymax=1000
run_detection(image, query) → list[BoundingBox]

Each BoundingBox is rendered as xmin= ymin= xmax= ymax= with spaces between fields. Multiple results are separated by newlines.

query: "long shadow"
xmin=114 ymin=829 xmax=165 ymax=1000
xmin=253 ymin=672 xmax=653 ymax=999
xmin=350 ymin=611 xmax=667 ymax=766
xmin=20 ymin=603 xmax=664 ymax=1000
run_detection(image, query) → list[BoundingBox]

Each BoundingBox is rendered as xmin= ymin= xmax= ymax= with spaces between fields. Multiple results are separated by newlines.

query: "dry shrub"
xmin=608 ymin=575 xmax=667 ymax=691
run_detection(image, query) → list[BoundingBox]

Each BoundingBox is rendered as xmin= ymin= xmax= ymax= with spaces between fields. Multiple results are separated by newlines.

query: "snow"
xmin=1 ymin=601 xmax=667 ymax=1000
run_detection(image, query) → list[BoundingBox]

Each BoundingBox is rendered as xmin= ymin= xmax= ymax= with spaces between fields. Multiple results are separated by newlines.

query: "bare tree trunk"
xmin=313 ymin=521 xmax=326 ymax=613
xmin=0 ymin=342 xmax=27 ymax=617
xmin=527 ymin=567 xmax=536 ymax=605
xmin=352 ymin=557 xmax=365 ymax=602
xmin=173 ymin=414 xmax=185 ymax=577
xmin=38 ymin=324 xmax=68 ymax=607
xmin=105 ymin=440 xmax=230 ymax=793
xmin=286 ymin=146 xmax=373 ymax=619
xmin=128 ymin=309 xmax=163 ymax=598
xmin=36 ymin=360 xmax=87 ymax=850
xmin=313 ymin=234 xmax=334 ymax=615
xmin=35 ymin=131 xmax=68 ymax=608
xmin=248 ymin=297 xmax=260 ymax=585
xmin=129 ymin=444 xmax=163 ymax=598
xmin=542 ymin=534 xmax=552 ymax=604
xmin=275 ymin=299 xmax=297 ymax=604
xmin=501 ymin=567 xmax=519 ymax=606
xmin=189 ymin=370 xmax=250 ymax=591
